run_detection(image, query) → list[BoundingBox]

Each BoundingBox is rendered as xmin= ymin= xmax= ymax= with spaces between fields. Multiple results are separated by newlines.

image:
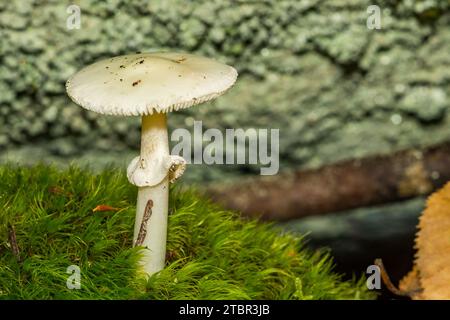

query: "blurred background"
xmin=1 ymin=0 xmax=449 ymax=297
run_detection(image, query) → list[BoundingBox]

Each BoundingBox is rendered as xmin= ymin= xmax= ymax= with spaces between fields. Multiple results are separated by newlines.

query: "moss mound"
xmin=0 ymin=164 xmax=374 ymax=299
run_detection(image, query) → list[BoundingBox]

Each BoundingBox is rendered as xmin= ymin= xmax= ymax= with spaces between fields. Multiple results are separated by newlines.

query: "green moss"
xmin=0 ymin=164 xmax=374 ymax=299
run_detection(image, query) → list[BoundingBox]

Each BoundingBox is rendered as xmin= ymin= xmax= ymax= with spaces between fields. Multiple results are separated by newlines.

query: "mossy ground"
xmin=0 ymin=164 xmax=374 ymax=300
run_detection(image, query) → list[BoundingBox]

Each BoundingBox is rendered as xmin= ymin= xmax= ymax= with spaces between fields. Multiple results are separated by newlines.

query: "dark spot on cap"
xmin=119 ymin=65 xmax=125 ymax=68
xmin=132 ymin=80 xmax=142 ymax=86
xmin=203 ymin=75 xmax=206 ymax=79
xmin=175 ymin=57 xmax=186 ymax=63
xmin=136 ymin=51 xmax=142 ymax=54
xmin=139 ymin=60 xmax=144 ymax=64
xmin=105 ymin=66 xmax=109 ymax=69
xmin=178 ymin=74 xmax=182 ymax=77
xmin=120 ymin=78 xmax=123 ymax=82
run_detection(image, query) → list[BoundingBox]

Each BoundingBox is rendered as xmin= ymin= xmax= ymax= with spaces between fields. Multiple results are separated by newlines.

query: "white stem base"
xmin=133 ymin=176 xmax=169 ymax=275
xmin=130 ymin=113 xmax=170 ymax=276
xmin=128 ymin=113 xmax=186 ymax=276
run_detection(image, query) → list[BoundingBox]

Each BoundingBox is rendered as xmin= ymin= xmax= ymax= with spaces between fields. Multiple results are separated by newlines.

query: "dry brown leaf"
xmin=416 ymin=182 xmax=450 ymax=299
xmin=400 ymin=182 xmax=450 ymax=300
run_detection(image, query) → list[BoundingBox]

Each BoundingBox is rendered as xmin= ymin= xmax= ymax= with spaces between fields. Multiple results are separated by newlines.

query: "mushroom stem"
xmin=133 ymin=113 xmax=169 ymax=275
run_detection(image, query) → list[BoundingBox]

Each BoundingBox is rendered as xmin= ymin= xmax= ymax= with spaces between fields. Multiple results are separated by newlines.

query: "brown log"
xmin=206 ymin=142 xmax=450 ymax=221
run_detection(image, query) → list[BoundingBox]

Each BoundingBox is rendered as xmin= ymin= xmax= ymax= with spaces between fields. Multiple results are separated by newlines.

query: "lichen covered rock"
xmin=0 ymin=0 xmax=449 ymax=183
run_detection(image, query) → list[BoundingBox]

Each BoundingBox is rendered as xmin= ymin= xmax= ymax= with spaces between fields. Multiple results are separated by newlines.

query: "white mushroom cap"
xmin=66 ymin=52 xmax=238 ymax=116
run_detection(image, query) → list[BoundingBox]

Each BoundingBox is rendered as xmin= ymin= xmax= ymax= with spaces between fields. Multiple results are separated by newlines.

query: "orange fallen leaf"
xmin=92 ymin=205 xmax=120 ymax=212
xmin=399 ymin=181 xmax=450 ymax=300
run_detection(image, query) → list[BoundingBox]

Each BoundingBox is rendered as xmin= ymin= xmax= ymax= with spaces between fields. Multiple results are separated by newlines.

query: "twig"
xmin=374 ymin=258 xmax=410 ymax=297
xmin=134 ymin=200 xmax=153 ymax=247
xmin=8 ymin=224 xmax=21 ymax=263
xmin=207 ymin=142 xmax=450 ymax=220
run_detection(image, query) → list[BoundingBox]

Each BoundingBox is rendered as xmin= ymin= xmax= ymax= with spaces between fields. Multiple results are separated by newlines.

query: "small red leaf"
xmin=92 ymin=205 xmax=120 ymax=212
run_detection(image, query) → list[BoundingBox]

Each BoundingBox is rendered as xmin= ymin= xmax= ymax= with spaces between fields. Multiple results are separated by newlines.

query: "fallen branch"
xmin=207 ymin=142 xmax=450 ymax=220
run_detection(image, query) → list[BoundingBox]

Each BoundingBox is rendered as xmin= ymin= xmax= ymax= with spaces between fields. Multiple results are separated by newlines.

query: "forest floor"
xmin=0 ymin=164 xmax=374 ymax=299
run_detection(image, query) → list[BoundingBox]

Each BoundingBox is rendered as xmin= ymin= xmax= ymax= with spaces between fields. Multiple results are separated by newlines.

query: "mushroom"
xmin=66 ymin=52 xmax=238 ymax=275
